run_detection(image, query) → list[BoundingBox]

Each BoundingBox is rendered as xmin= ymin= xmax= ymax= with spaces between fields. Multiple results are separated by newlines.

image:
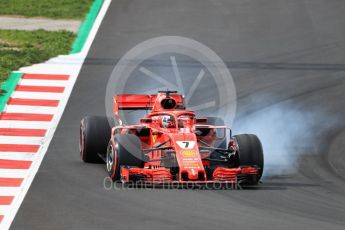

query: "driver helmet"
xmin=161 ymin=115 xmax=176 ymax=128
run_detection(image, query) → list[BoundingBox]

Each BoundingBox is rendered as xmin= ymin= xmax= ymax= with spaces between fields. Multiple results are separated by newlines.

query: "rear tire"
xmin=107 ymin=134 xmax=144 ymax=181
xmin=80 ymin=116 xmax=114 ymax=163
xmin=234 ymin=134 xmax=264 ymax=184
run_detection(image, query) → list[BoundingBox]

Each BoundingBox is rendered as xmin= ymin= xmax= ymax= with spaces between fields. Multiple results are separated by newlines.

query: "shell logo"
xmin=181 ymin=149 xmax=196 ymax=157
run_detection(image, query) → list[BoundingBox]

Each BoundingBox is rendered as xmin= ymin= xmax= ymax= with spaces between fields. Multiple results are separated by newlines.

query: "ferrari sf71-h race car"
xmin=80 ymin=91 xmax=264 ymax=186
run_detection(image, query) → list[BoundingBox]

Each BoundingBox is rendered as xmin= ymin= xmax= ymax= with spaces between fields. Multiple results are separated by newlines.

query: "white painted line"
xmin=0 ymin=136 xmax=43 ymax=145
xmin=0 ymin=207 xmax=14 ymax=214
xmin=81 ymin=0 xmax=112 ymax=55
xmin=11 ymin=91 xmax=63 ymax=100
xmin=5 ymin=105 xmax=57 ymax=115
xmin=19 ymin=79 xmax=69 ymax=87
xmin=0 ymin=170 xmax=29 ymax=179
xmin=20 ymin=64 xmax=81 ymax=75
xmin=0 ymin=121 xmax=50 ymax=129
xmin=0 ymin=188 xmax=21 ymax=197
xmin=0 ymin=153 xmax=36 ymax=161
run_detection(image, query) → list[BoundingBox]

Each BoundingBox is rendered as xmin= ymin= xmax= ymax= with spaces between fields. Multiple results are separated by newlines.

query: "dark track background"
xmin=12 ymin=0 xmax=345 ymax=229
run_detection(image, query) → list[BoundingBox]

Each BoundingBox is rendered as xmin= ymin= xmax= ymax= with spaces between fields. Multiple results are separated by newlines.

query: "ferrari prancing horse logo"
xmin=152 ymin=135 xmax=157 ymax=144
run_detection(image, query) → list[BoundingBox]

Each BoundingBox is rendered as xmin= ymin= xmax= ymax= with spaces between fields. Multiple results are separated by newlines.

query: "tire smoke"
xmin=231 ymin=102 xmax=333 ymax=178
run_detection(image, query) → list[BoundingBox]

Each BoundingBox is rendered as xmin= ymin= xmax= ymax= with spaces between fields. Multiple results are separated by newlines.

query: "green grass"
xmin=0 ymin=0 xmax=94 ymax=19
xmin=0 ymin=29 xmax=75 ymax=83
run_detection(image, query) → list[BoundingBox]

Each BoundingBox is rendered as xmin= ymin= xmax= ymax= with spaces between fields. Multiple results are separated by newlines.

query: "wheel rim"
xmin=106 ymin=144 xmax=115 ymax=172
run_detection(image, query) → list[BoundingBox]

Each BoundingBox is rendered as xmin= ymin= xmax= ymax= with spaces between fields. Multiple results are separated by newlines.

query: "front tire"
xmin=234 ymin=134 xmax=264 ymax=184
xmin=107 ymin=134 xmax=144 ymax=181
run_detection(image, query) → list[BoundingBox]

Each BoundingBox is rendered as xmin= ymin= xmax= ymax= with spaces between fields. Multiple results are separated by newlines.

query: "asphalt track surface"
xmin=12 ymin=1 xmax=345 ymax=229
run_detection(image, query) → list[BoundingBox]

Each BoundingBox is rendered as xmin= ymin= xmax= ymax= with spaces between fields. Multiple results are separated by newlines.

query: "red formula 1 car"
xmin=80 ymin=91 xmax=264 ymax=186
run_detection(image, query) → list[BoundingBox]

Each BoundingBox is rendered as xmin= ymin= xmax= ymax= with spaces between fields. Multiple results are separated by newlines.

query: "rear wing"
xmin=113 ymin=93 xmax=185 ymax=115
xmin=113 ymin=94 xmax=156 ymax=115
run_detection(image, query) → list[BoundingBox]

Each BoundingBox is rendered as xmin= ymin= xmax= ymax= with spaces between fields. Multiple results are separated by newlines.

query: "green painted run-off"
xmin=0 ymin=0 xmax=104 ymax=112
xmin=70 ymin=0 xmax=104 ymax=54
xmin=0 ymin=72 xmax=23 ymax=112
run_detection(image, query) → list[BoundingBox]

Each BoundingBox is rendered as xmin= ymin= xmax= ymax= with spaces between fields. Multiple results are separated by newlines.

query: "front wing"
xmin=120 ymin=166 xmax=259 ymax=186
